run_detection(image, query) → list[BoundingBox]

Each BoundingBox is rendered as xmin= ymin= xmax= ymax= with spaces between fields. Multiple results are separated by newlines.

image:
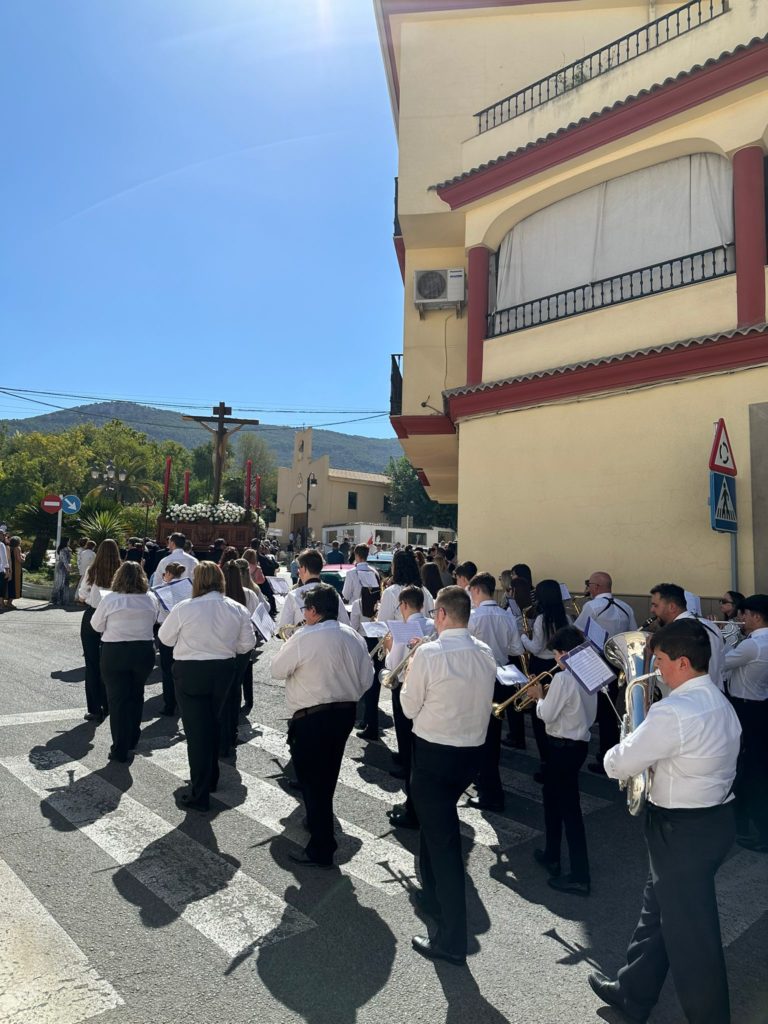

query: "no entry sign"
xmin=41 ymin=494 xmax=62 ymax=514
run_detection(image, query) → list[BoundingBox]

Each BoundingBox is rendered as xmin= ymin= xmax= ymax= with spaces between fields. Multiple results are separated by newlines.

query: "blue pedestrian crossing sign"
xmin=62 ymin=494 xmax=82 ymax=515
xmin=709 ymin=473 xmax=737 ymax=533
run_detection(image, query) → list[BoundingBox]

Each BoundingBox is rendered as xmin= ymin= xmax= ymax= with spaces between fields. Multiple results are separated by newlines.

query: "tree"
xmin=221 ymin=433 xmax=278 ymax=507
xmin=385 ymin=456 xmax=457 ymax=530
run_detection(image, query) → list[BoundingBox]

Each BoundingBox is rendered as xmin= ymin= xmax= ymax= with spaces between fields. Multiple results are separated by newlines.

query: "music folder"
xmin=560 ymin=642 xmax=616 ymax=694
xmin=152 ymin=577 xmax=193 ymax=612
xmin=268 ymin=577 xmax=290 ymax=595
xmin=496 ymin=664 xmax=528 ymax=688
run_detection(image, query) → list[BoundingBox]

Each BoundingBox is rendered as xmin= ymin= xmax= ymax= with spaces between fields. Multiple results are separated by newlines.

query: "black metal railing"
xmin=394 ymin=177 xmax=402 ymax=237
xmin=487 ymin=245 xmax=734 ymax=337
xmin=390 ymin=354 xmax=403 ymax=416
xmin=476 ymin=0 xmax=729 ymax=134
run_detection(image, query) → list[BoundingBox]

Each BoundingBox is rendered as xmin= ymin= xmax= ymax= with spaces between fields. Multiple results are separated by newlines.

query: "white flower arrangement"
xmin=166 ymin=501 xmax=247 ymax=523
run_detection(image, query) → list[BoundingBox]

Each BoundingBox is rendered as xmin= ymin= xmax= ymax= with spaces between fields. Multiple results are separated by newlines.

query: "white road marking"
xmin=146 ymin=743 xmax=416 ymax=893
xmin=0 ymin=858 xmax=123 ymax=1024
xmin=0 ymin=750 xmax=315 ymax=957
xmin=716 ymin=848 xmax=768 ymax=947
xmin=248 ymin=724 xmax=540 ymax=850
xmin=0 ymin=709 xmax=86 ymax=728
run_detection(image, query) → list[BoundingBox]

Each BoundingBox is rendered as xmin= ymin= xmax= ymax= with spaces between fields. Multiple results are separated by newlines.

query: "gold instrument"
xmin=521 ymin=604 xmax=534 ymax=637
xmin=276 ymin=622 xmax=303 ymax=640
xmin=368 ymin=632 xmax=391 ymax=661
xmin=492 ymin=669 xmax=557 ymax=717
xmin=379 ymin=637 xmax=428 ymax=690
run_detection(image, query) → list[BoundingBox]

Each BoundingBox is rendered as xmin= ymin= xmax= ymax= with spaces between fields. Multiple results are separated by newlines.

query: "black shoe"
xmin=355 ymin=729 xmax=380 ymax=741
xmin=83 ymin=712 xmax=100 ymax=721
xmin=388 ymin=809 xmax=419 ymax=830
xmin=547 ymin=875 xmax=590 ymax=897
xmin=587 ymin=972 xmax=649 ymax=1023
xmin=389 ymin=766 xmax=407 ymax=779
xmin=288 ymin=851 xmax=334 ymax=869
xmin=178 ymin=793 xmax=210 ymax=812
xmin=587 ymin=761 xmax=607 ymax=776
xmin=411 ymin=935 xmax=465 ymax=966
xmin=107 ymin=750 xmax=130 ymax=763
xmin=466 ymin=795 xmax=504 ymax=813
xmin=737 ymin=835 xmax=768 ymax=853
xmin=533 ymin=849 xmax=561 ymax=877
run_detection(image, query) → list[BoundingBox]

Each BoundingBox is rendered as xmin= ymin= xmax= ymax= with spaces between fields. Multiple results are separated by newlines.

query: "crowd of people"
xmin=0 ymin=525 xmax=24 ymax=611
xmin=10 ymin=527 xmax=768 ymax=1023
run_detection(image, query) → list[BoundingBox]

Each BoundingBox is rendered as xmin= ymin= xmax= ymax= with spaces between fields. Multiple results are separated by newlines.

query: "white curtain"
xmin=493 ymin=154 xmax=734 ymax=319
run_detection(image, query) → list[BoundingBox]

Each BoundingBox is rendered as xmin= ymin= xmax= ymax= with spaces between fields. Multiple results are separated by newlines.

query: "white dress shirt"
xmin=270 ymin=619 xmax=373 ymax=715
xmin=91 ymin=592 xmax=159 ymax=642
xmin=400 ymin=628 xmax=496 ymax=747
xmin=574 ymin=593 xmax=637 ymax=642
xmin=77 ymin=548 xmax=96 ymax=578
xmin=377 ymin=583 xmax=435 ymax=623
xmin=151 ymin=548 xmax=199 ymax=587
xmin=0 ymin=541 xmax=8 ymax=574
xmin=341 ymin=563 xmax=380 ymax=604
xmin=158 ymin=592 xmax=255 ymax=660
xmin=676 ymin=611 xmax=725 ymax=690
xmin=349 ymin=598 xmax=374 ymax=637
xmin=724 ymin=627 xmax=768 ymax=701
xmin=78 ymin=578 xmax=110 ymax=609
xmin=468 ymin=600 xmax=524 ymax=663
xmin=522 ymin=614 xmax=572 ymax=660
xmin=604 ymin=674 xmax=741 ymax=808
xmin=536 ymin=669 xmax=597 ymax=741
xmin=384 ymin=613 xmax=433 ymax=682
xmin=277 ymin=579 xmax=351 ymax=629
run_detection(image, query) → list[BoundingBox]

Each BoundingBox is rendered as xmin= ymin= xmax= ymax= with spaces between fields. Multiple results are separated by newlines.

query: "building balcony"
xmin=475 ymin=0 xmax=730 ymax=136
xmin=488 ymin=244 xmax=735 ymax=338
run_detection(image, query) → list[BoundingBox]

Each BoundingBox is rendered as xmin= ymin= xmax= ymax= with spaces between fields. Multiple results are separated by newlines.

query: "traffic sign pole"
xmin=55 ymin=497 xmax=63 ymax=552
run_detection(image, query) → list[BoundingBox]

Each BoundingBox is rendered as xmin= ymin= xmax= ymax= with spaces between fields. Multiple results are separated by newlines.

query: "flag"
xmin=367 ymin=534 xmax=374 ymax=546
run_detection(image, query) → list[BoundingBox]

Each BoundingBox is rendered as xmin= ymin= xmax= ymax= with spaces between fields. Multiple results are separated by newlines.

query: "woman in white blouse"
xmin=77 ymin=539 xmax=122 ymax=722
xmin=90 ymin=562 xmax=159 ymax=763
xmin=158 ymin=561 xmax=255 ymax=811
xmin=221 ymin=561 xmax=258 ymax=751
xmin=377 ymin=550 xmax=435 ymax=624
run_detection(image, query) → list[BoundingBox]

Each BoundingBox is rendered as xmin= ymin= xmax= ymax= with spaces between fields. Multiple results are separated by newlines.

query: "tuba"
xmin=603 ymin=630 xmax=659 ymax=816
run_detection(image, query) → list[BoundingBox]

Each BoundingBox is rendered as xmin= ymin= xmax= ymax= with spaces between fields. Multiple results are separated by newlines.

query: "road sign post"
xmin=708 ymin=418 xmax=738 ymax=591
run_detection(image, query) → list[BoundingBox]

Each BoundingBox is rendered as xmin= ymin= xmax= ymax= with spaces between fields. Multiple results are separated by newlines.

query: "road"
xmin=1 ymin=599 xmax=767 ymax=1024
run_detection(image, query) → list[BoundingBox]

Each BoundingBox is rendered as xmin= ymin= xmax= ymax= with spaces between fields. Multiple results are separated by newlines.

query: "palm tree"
xmin=85 ymin=456 xmax=160 ymax=505
xmin=76 ymin=508 xmax=128 ymax=546
xmin=11 ymin=500 xmax=56 ymax=571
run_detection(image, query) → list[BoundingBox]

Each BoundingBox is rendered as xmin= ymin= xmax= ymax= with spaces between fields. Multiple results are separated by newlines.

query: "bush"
xmin=76 ymin=508 xmax=129 ymax=546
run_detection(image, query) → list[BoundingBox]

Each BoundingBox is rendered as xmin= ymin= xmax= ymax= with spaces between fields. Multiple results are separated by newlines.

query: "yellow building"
xmin=375 ymin=0 xmax=768 ymax=596
xmin=273 ymin=428 xmax=390 ymax=546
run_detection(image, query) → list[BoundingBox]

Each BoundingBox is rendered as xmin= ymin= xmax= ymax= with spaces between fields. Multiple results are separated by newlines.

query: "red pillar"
xmin=466 ymin=245 xmax=490 ymax=386
xmin=733 ymin=146 xmax=767 ymax=328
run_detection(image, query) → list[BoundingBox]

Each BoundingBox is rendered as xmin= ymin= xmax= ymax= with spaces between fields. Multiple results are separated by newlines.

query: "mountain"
xmin=0 ymin=401 xmax=403 ymax=474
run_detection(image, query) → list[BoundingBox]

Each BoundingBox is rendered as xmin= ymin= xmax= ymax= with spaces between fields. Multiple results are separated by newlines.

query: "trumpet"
xmin=492 ymin=669 xmax=557 ymax=716
xmin=379 ymin=637 xmax=428 ymax=690
xmin=276 ymin=622 xmax=303 ymax=640
xmin=368 ymin=632 xmax=391 ymax=661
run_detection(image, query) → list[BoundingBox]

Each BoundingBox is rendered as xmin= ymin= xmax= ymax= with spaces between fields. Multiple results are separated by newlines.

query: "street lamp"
xmin=297 ymin=471 xmax=318 ymax=547
xmin=90 ymin=460 xmax=128 ymax=501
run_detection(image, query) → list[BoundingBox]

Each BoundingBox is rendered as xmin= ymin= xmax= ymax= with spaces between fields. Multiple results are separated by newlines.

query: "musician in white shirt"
xmin=158 ymin=561 xmax=255 ymax=811
xmin=77 ymin=539 xmax=122 ymax=722
xmin=271 ymin=583 xmax=373 ymax=867
xmin=649 ymin=582 xmax=725 ymax=689
xmin=76 ymin=539 xmax=96 ymax=579
xmin=91 ymin=562 xmax=159 ymax=763
xmin=151 ymin=532 xmax=198 ymax=587
xmin=377 ymin=549 xmax=435 ymax=623
xmin=341 ymin=544 xmax=379 ymax=605
xmin=530 ymin=626 xmax=597 ymax=897
xmin=277 ymin=548 xmax=350 ymax=629
xmin=592 ymin=619 xmax=741 ymax=1024
xmin=467 ymin=572 xmax=524 ymax=811
xmin=724 ymin=593 xmax=768 ymax=853
xmin=401 ymin=586 xmax=496 ymax=965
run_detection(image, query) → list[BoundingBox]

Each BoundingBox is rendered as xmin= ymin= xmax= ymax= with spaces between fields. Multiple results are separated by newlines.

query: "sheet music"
xmin=152 ymin=578 xmax=193 ymax=612
xmin=361 ymin=621 xmax=388 ymax=638
xmin=584 ymin=617 xmax=609 ymax=652
xmin=387 ymin=619 xmax=424 ymax=644
xmin=559 ymin=583 xmax=571 ymax=601
xmin=561 ymin=642 xmax=616 ymax=694
xmin=496 ymin=664 xmax=528 ymax=687
xmin=252 ymin=603 xmax=276 ymax=638
xmin=268 ymin=577 xmax=290 ymax=595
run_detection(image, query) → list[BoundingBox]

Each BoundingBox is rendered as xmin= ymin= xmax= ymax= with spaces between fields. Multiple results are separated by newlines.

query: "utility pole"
xmin=182 ymin=402 xmax=260 ymax=506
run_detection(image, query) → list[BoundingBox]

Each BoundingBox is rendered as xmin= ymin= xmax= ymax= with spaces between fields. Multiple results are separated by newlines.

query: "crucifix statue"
xmin=182 ymin=402 xmax=260 ymax=506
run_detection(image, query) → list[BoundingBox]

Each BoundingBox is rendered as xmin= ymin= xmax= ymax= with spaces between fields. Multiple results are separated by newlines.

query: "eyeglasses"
xmin=719 ymin=599 xmax=733 ymax=605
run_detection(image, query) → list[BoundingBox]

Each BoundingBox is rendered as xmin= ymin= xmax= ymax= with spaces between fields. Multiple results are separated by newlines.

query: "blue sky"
xmin=0 ymin=0 xmax=402 ymax=438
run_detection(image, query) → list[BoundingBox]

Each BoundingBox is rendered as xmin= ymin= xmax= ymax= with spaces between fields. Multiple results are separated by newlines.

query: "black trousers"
xmin=173 ymin=659 xmax=236 ymax=804
xmin=155 ymin=626 xmax=175 ymax=713
xmin=528 ymin=655 xmax=554 ymax=764
xmin=241 ymin=658 xmax=254 ymax=709
xmin=410 ymin=736 xmax=483 ymax=958
xmin=81 ymin=607 xmax=108 ymax=715
xmin=475 ymin=680 xmax=505 ymax=805
xmin=100 ymin=641 xmax=155 ymax=759
xmin=288 ymin=703 xmax=357 ymax=863
xmin=542 ymin=738 xmax=589 ymax=881
xmin=391 ymin=685 xmax=416 ymax=819
xmin=617 ymin=802 xmax=735 ymax=1024
xmin=730 ymin=696 xmax=768 ymax=842
xmin=359 ymin=638 xmax=382 ymax=734
xmin=220 ymin=653 xmax=251 ymax=756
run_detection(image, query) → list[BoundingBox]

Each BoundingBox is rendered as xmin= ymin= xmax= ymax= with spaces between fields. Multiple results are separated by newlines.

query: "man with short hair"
xmin=454 ymin=561 xmax=477 ymax=590
xmin=723 ymin=593 xmax=768 ymax=853
xmin=401 ymin=585 xmax=497 ymax=965
xmin=271 ymin=582 xmax=373 ymax=867
xmin=591 ymin=619 xmax=741 ymax=1024
xmin=649 ymin=582 xmax=724 ymax=689
xmin=325 ymin=541 xmax=344 ymax=565
xmin=467 ymin=571 xmax=524 ymax=811
xmin=278 ymin=548 xmax=351 ymax=629
xmin=342 ymin=544 xmax=379 ymax=604
xmin=152 ymin=533 xmax=198 ymax=586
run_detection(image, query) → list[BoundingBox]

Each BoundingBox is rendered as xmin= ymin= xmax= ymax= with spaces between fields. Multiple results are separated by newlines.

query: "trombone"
xmin=368 ymin=631 xmax=391 ymax=661
xmin=492 ymin=669 xmax=557 ymax=717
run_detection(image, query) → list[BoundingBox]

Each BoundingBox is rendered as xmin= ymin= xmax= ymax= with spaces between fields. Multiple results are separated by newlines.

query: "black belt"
xmin=647 ymin=802 xmax=731 ymax=819
xmin=292 ymin=701 xmax=356 ymax=721
xmin=729 ymin=695 xmax=767 ymax=704
xmin=549 ymin=736 xmax=586 ymax=747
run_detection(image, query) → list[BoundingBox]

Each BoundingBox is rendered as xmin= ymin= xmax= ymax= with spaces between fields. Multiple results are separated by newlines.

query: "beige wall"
xmin=456 ymin=365 xmax=768 ymax=596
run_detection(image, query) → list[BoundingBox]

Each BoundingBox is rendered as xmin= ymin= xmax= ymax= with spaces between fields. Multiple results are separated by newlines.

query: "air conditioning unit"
xmin=414 ymin=268 xmax=465 ymax=316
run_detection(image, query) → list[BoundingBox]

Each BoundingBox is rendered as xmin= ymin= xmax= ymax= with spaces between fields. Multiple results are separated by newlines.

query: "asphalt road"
xmin=1 ymin=599 xmax=767 ymax=1024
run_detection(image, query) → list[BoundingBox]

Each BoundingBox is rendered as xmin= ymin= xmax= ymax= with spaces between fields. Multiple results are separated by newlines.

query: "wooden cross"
xmin=182 ymin=401 xmax=260 ymax=506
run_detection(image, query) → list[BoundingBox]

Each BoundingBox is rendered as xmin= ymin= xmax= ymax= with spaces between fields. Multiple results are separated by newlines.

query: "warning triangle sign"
xmin=709 ymin=419 xmax=737 ymax=476
xmin=715 ymin=478 xmax=737 ymax=523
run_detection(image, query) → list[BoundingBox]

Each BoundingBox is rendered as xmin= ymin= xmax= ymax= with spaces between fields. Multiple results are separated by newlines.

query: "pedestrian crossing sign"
xmin=710 ymin=471 xmax=737 ymax=533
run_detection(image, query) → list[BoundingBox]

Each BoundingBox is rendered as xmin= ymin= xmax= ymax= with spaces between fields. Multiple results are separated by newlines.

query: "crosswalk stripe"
xmin=0 ymin=708 xmax=86 ymax=728
xmin=146 ymin=742 xmax=416 ymax=894
xmin=0 ymin=750 xmax=315 ymax=957
xmin=0 ymin=858 xmax=123 ymax=1024
xmin=248 ymin=723 xmax=540 ymax=850
xmin=716 ymin=848 xmax=768 ymax=947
